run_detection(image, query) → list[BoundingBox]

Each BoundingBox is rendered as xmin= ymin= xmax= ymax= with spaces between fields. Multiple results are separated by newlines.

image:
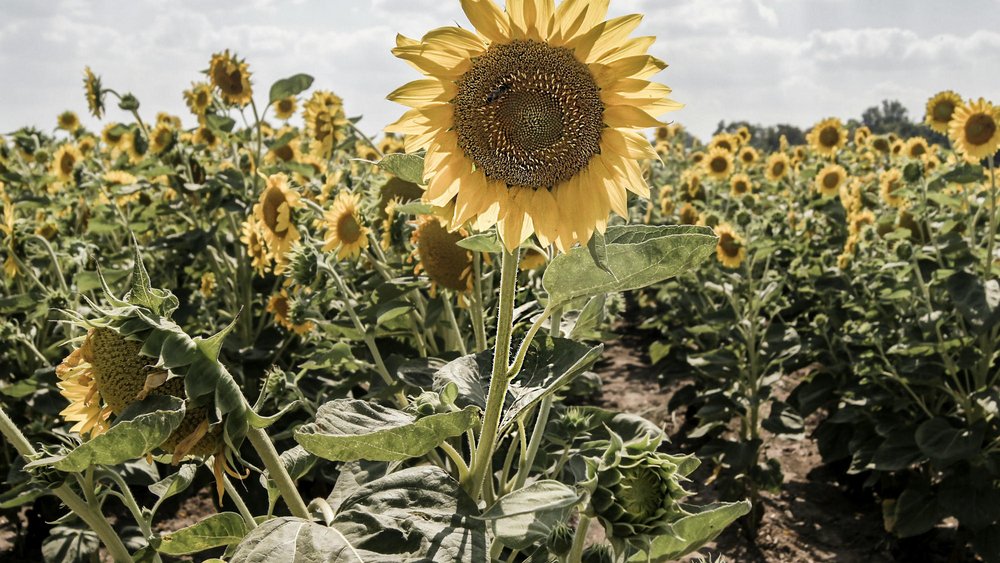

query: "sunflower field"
xmin=1 ymin=1 xmax=1000 ymax=562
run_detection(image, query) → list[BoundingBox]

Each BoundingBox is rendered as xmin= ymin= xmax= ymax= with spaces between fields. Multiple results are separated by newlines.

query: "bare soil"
xmin=593 ymin=330 xmax=975 ymax=563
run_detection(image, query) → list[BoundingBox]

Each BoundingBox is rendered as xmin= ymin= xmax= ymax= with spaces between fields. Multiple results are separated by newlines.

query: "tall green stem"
xmin=986 ymin=158 xmax=998 ymax=277
xmin=471 ymin=252 xmax=488 ymax=353
xmin=468 ymin=248 xmax=519 ymax=500
xmin=246 ymin=426 xmax=310 ymax=519
xmin=0 ymin=407 xmax=133 ymax=562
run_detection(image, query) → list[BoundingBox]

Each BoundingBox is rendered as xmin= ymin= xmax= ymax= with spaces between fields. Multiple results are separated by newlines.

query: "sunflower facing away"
xmin=924 ymin=90 xmax=963 ymax=135
xmin=386 ymin=0 xmax=681 ymax=252
xmin=412 ymin=214 xmax=475 ymax=299
xmin=83 ymin=67 xmax=104 ymax=118
xmin=949 ymin=98 xmax=1000 ymax=163
xmin=880 ymin=168 xmax=905 ymax=208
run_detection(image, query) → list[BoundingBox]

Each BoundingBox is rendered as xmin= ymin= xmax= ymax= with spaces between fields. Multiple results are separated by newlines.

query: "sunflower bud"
xmin=545 ymin=522 xmax=575 ymax=556
xmin=581 ymin=543 xmax=614 ymax=563
xmin=285 ymin=242 xmax=319 ymax=287
xmin=118 ymin=93 xmax=140 ymax=111
xmin=588 ymin=436 xmax=688 ymax=542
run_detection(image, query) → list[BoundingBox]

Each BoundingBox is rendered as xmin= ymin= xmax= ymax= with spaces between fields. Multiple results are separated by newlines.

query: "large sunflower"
xmin=386 ymin=0 xmax=681 ymax=252
xmin=924 ymin=90 xmax=962 ymax=135
xmin=949 ymin=98 xmax=1000 ymax=163
xmin=208 ymin=50 xmax=253 ymax=107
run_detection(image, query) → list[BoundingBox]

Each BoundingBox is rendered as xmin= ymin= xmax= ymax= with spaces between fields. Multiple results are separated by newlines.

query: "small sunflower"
xmin=869 ymin=135 xmax=891 ymax=155
xmin=386 ymin=0 xmax=681 ymax=252
xmin=714 ymin=223 xmax=745 ymax=269
xmin=199 ymin=272 xmax=217 ymax=298
xmin=267 ymin=290 xmax=314 ymax=335
xmin=240 ymin=218 xmax=271 ymax=276
xmin=208 ymin=50 xmax=253 ymax=107
xmin=57 ymin=111 xmax=80 ymax=134
xmin=708 ymin=134 xmax=736 ymax=153
xmin=83 ymin=67 xmax=104 ymax=118
xmin=253 ymin=173 xmax=302 ymax=265
xmin=193 ymin=126 xmax=220 ymax=149
xmin=322 ymin=191 xmax=370 ymax=261
xmin=853 ymin=126 xmax=871 ymax=146
xmin=879 ymin=168 xmax=905 ymax=208
xmin=52 ymin=144 xmax=83 ymax=181
xmin=267 ymin=138 xmax=300 ymax=164
xmin=735 ymin=126 xmax=751 ymax=144
xmin=737 ymin=146 xmax=758 ymax=167
xmin=690 ymin=151 xmax=706 ymax=165
xmin=729 ymin=173 xmax=752 ymax=197
xmin=103 ymin=170 xmax=137 ymax=186
xmin=78 ymin=136 xmax=96 ymax=155
xmin=102 ymin=123 xmax=127 ymax=150
xmin=703 ymin=147 xmax=733 ymax=180
xmin=924 ymin=90 xmax=963 ymax=134
xmin=148 ymin=123 xmax=175 ymax=155
xmin=273 ymin=96 xmax=297 ymax=120
xmin=412 ymin=214 xmax=474 ymax=296
xmin=807 ymin=117 xmax=846 ymax=156
xmin=764 ymin=153 xmax=791 ymax=182
xmin=948 ymin=98 xmax=1000 ymax=162
xmin=679 ymin=202 xmax=699 ymax=225
xmin=303 ymin=90 xmax=348 ymax=159
xmin=815 ymin=164 xmax=847 ymax=197
xmin=184 ymin=82 xmax=214 ymax=117
xmin=904 ymin=137 xmax=929 ymax=159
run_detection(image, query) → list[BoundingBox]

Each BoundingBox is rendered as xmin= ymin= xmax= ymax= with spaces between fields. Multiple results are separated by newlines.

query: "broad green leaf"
xmin=457 ymin=231 xmax=503 ymax=253
xmin=915 ymin=417 xmax=984 ymax=462
xmin=629 ymin=501 xmax=751 ymax=562
xmin=568 ymin=294 xmax=607 ymax=340
xmin=149 ymin=464 xmax=198 ymax=503
xmin=760 ymin=402 xmax=804 ymax=435
xmin=939 ymin=478 xmax=1000 ymax=531
xmin=156 ymin=512 xmax=248 ymax=556
xmin=230 ymin=518 xmax=363 ymax=563
xmin=333 ymin=466 xmax=486 ymax=561
xmin=894 ymin=487 xmax=940 ymax=537
xmin=205 ymin=114 xmax=236 ymax=133
xmin=941 ymin=163 xmax=984 ymax=184
xmin=268 ymin=74 xmax=314 ymax=104
xmin=946 ymin=271 xmax=1000 ymax=331
xmin=587 ymin=229 xmax=613 ymax=275
xmin=27 ymin=396 xmax=184 ymax=473
xmin=480 ymin=480 xmax=580 ymax=550
xmin=393 ymin=200 xmax=434 ymax=215
xmin=543 ymin=225 xmax=717 ymax=307
xmin=377 ymin=153 xmax=424 ymax=185
xmin=41 ymin=525 xmax=99 ymax=563
xmin=294 ymin=399 xmax=478 ymax=462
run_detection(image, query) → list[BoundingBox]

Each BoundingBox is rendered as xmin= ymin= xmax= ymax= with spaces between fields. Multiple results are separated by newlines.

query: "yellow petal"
xmin=423 ymin=26 xmax=488 ymax=55
xmin=604 ymin=105 xmax=665 ymax=128
xmin=460 ymin=0 xmax=511 ymax=43
xmin=387 ymin=79 xmax=455 ymax=108
xmin=554 ymin=0 xmax=609 ymax=44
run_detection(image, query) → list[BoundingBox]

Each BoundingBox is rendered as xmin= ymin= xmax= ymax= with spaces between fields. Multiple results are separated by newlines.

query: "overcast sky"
xmin=2 ymin=0 xmax=998 ymax=141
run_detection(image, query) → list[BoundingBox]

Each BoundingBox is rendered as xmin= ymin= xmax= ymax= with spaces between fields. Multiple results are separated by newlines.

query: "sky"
xmin=1 ymin=0 xmax=999 ymax=141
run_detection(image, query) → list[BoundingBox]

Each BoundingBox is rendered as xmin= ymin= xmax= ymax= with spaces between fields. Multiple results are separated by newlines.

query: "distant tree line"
xmin=713 ymin=99 xmax=948 ymax=152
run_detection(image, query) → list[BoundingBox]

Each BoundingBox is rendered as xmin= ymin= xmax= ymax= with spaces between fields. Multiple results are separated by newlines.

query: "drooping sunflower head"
xmin=273 ymin=96 xmax=298 ymax=120
xmin=879 ymin=168 xmax=905 ymax=208
xmin=322 ymin=191 xmax=370 ymax=261
xmin=386 ymin=0 xmax=680 ymax=252
xmin=807 ymin=117 xmax=846 ymax=156
xmin=253 ymin=173 xmax=302 ymax=263
xmin=730 ymin=173 xmax=752 ymax=197
xmin=925 ymin=90 xmax=963 ymax=134
xmin=208 ymin=50 xmax=253 ymax=107
xmin=764 ymin=152 xmax=791 ymax=182
xmin=815 ymin=163 xmax=847 ymax=197
xmin=57 ymin=111 xmax=80 ymax=133
xmin=183 ymin=82 xmax=214 ymax=117
xmin=83 ymin=67 xmax=104 ymax=118
xmin=949 ymin=98 xmax=1000 ymax=163
xmin=412 ymin=214 xmax=474 ymax=294
xmin=703 ymin=147 xmax=733 ymax=180
xmin=52 ymin=144 xmax=83 ymax=182
xmin=714 ymin=223 xmax=745 ymax=269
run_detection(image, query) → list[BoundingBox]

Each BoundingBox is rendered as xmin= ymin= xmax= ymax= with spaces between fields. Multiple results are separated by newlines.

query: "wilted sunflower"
xmin=807 ymin=117 xmax=846 ymax=156
xmin=57 ymin=111 xmax=80 ymax=134
xmin=412 ymin=214 xmax=474 ymax=297
xmin=924 ymin=90 xmax=963 ymax=134
xmin=764 ymin=153 xmax=791 ymax=182
xmin=737 ymin=146 xmax=758 ymax=166
xmin=208 ymin=50 xmax=253 ymax=106
xmin=253 ymin=173 xmax=302 ymax=264
xmin=879 ymin=168 xmax=905 ymax=208
xmin=703 ymin=147 xmax=733 ymax=180
xmin=714 ymin=223 xmax=745 ymax=269
xmin=184 ymin=82 xmax=214 ymax=117
xmin=240 ymin=218 xmax=271 ymax=275
xmin=949 ymin=98 xmax=1000 ymax=162
xmin=52 ymin=144 xmax=83 ymax=181
xmin=904 ymin=137 xmax=929 ymax=159
xmin=273 ymin=96 xmax=298 ymax=120
xmin=83 ymin=67 xmax=104 ymax=118
xmin=303 ymin=90 xmax=349 ymax=158
xmin=815 ymin=164 xmax=847 ymax=197
xmin=729 ymin=173 xmax=752 ymax=197
xmin=322 ymin=191 xmax=370 ymax=261
xmin=148 ymin=123 xmax=175 ymax=155
xmin=386 ymin=0 xmax=681 ymax=252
